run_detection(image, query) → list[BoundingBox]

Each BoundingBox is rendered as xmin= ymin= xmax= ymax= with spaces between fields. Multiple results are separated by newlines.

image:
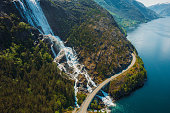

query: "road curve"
xmin=77 ymin=53 xmax=136 ymax=113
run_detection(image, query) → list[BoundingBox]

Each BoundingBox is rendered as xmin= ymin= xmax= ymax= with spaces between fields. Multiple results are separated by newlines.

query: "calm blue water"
xmin=111 ymin=17 xmax=170 ymax=113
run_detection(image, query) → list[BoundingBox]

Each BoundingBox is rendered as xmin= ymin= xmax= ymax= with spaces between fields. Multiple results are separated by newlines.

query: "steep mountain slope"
xmin=94 ymin=0 xmax=159 ymax=29
xmin=0 ymin=0 xmax=147 ymax=111
xmin=40 ymin=1 xmax=147 ymax=109
xmin=40 ymin=0 xmax=135 ymax=84
xmin=0 ymin=0 xmax=74 ymax=112
xmin=149 ymin=3 xmax=170 ymax=16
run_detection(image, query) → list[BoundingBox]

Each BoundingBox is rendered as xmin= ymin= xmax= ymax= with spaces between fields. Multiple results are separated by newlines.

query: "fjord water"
xmin=111 ymin=17 xmax=170 ymax=113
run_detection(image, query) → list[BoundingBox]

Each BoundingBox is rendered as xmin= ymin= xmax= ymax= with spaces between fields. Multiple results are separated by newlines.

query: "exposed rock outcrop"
xmin=40 ymin=0 xmax=135 ymax=84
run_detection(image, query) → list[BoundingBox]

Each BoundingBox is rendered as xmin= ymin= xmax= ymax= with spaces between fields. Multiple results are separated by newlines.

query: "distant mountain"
xmin=149 ymin=3 xmax=170 ymax=16
xmin=94 ymin=0 xmax=159 ymax=30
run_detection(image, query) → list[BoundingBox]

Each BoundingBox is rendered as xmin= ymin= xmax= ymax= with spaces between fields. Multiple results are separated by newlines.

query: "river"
xmin=111 ymin=17 xmax=170 ymax=113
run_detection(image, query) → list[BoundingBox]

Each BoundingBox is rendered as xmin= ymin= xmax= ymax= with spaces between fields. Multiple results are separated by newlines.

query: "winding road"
xmin=77 ymin=53 xmax=136 ymax=113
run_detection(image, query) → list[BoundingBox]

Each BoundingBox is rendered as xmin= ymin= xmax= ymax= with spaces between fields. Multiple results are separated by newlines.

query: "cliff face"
xmin=40 ymin=0 xmax=134 ymax=83
xmin=94 ymin=0 xmax=159 ymax=29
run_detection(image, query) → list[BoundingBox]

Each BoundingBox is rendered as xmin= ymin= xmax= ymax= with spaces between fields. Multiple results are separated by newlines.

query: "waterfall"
xmin=96 ymin=90 xmax=116 ymax=107
xmin=13 ymin=0 xmax=115 ymax=108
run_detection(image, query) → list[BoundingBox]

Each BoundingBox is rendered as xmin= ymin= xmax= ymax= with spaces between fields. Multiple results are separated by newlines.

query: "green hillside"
xmin=94 ymin=0 xmax=159 ymax=30
xmin=0 ymin=0 xmax=147 ymax=112
xmin=40 ymin=0 xmax=135 ymax=84
xmin=0 ymin=0 xmax=74 ymax=112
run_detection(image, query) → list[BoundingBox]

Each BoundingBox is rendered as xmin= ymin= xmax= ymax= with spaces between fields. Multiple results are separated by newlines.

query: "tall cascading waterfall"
xmin=13 ymin=0 xmax=115 ymax=108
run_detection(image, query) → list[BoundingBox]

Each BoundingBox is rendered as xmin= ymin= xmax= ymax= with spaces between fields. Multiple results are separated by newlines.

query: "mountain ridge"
xmin=149 ymin=3 xmax=170 ymax=16
xmin=94 ymin=0 xmax=159 ymax=30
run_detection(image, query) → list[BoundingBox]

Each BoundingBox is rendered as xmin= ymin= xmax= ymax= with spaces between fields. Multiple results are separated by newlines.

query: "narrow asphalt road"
xmin=77 ymin=53 xmax=136 ymax=113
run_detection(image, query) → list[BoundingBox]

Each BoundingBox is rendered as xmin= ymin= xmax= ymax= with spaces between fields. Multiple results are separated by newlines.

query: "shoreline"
xmin=78 ymin=53 xmax=136 ymax=113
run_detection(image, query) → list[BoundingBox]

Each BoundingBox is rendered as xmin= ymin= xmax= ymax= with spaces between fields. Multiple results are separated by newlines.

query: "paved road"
xmin=77 ymin=53 xmax=136 ymax=113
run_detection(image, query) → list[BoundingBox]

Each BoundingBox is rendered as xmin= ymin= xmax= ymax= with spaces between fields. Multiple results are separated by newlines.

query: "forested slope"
xmin=0 ymin=0 xmax=74 ymax=112
xmin=0 ymin=0 xmax=147 ymax=112
xmin=40 ymin=0 xmax=135 ymax=84
xmin=94 ymin=0 xmax=159 ymax=30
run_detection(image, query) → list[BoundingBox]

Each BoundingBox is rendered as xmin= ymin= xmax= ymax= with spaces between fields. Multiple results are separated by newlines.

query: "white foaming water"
xmin=96 ymin=90 xmax=116 ymax=107
xmin=101 ymin=90 xmax=116 ymax=106
xmin=13 ymin=0 xmax=115 ymax=107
